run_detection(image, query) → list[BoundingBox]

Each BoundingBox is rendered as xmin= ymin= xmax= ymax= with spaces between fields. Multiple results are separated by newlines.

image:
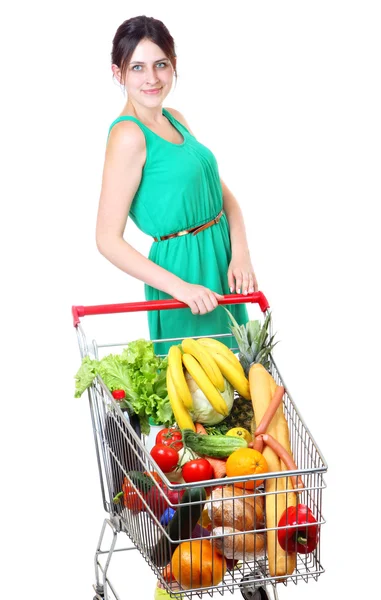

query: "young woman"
xmin=96 ymin=15 xmax=258 ymax=356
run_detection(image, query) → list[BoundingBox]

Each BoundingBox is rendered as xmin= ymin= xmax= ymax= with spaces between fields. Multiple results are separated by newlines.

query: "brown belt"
xmin=153 ymin=209 xmax=224 ymax=242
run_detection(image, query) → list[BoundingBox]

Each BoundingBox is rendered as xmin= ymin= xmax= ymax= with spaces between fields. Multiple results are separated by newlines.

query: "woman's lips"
xmin=142 ymin=88 xmax=162 ymax=94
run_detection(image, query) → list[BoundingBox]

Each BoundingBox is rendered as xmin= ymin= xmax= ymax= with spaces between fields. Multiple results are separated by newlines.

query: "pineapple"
xmin=206 ymin=309 xmax=278 ymax=436
xmin=224 ymin=308 xmax=277 ymax=376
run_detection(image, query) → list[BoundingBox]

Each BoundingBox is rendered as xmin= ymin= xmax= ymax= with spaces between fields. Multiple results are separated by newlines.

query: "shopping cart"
xmin=72 ymin=292 xmax=327 ymax=600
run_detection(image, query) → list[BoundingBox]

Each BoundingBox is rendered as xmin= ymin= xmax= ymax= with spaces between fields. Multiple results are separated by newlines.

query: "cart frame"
xmin=72 ymin=292 xmax=327 ymax=600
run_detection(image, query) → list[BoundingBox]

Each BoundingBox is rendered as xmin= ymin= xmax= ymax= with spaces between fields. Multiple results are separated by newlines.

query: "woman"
xmin=96 ymin=15 xmax=258 ymax=357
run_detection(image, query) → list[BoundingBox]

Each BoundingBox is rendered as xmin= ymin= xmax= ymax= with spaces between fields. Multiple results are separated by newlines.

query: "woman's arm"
xmin=96 ymin=120 xmax=223 ymax=315
xmin=166 ymin=108 xmax=258 ymax=295
xmin=96 ymin=121 xmax=180 ymax=294
xmin=220 ymin=179 xmax=258 ymax=294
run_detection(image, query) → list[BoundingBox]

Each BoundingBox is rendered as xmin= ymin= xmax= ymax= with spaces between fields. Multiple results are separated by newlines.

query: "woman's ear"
xmin=111 ymin=64 xmax=122 ymax=85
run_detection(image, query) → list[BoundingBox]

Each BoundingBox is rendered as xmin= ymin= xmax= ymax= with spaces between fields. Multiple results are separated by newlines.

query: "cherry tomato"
xmin=150 ymin=444 xmax=179 ymax=473
xmin=182 ymin=458 xmax=214 ymax=483
xmin=155 ymin=427 xmax=183 ymax=452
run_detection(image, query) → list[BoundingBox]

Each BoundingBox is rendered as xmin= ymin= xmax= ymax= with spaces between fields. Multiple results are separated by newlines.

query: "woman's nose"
xmin=146 ymin=66 xmax=159 ymax=84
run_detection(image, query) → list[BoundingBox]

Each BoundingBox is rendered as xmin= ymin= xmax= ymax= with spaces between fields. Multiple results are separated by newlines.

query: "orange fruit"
xmin=226 ymin=448 xmax=268 ymax=489
xmin=171 ymin=539 xmax=227 ymax=589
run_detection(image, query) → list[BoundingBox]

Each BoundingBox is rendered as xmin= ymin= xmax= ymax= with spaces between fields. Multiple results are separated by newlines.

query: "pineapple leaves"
xmin=246 ymin=320 xmax=260 ymax=346
xmin=223 ymin=306 xmax=278 ymax=371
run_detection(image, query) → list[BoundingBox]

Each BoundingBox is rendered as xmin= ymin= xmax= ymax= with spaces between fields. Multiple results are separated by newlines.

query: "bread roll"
xmin=207 ymin=486 xmax=264 ymax=531
xmin=213 ymin=526 xmax=265 ymax=560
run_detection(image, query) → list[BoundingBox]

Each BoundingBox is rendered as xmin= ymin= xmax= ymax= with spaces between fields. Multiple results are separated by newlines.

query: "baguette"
xmin=249 ymin=364 xmax=297 ymax=578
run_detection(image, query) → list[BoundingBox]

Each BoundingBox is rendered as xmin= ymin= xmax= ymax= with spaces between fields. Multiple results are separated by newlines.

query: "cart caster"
xmin=240 ymin=574 xmax=270 ymax=600
xmin=93 ymin=584 xmax=104 ymax=599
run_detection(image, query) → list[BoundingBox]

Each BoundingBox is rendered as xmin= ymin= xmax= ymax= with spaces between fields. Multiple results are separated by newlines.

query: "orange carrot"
xmin=195 ymin=423 xmax=208 ymax=435
xmin=205 ymin=456 xmax=227 ymax=479
xmin=261 ymin=434 xmax=304 ymax=490
xmin=255 ymin=385 xmax=285 ymax=436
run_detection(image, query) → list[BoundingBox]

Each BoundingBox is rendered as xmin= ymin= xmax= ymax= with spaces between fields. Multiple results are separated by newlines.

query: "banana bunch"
xmin=197 ymin=338 xmax=251 ymax=400
xmin=166 ymin=338 xmax=251 ymax=430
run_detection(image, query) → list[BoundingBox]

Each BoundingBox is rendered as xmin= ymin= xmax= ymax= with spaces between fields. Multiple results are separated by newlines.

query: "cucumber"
xmin=149 ymin=486 xmax=206 ymax=568
xmin=182 ymin=428 xmax=247 ymax=458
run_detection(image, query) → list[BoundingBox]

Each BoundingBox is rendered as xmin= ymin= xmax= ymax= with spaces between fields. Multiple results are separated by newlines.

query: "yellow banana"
xmin=182 ymin=353 xmax=229 ymax=417
xmin=211 ymin=352 xmax=251 ymax=400
xmin=168 ymin=345 xmax=193 ymax=410
xmin=181 ymin=338 xmax=225 ymax=392
xmin=199 ymin=338 xmax=246 ymax=378
xmin=166 ymin=368 xmax=195 ymax=431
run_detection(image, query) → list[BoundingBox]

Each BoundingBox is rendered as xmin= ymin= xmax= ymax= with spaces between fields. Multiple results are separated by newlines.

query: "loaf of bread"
xmin=212 ymin=526 xmax=265 ymax=560
xmin=207 ymin=485 xmax=264 ymax=531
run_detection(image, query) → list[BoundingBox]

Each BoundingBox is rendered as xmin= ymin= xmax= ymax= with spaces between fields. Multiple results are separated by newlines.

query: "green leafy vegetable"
xmin=74 ymin=339 xmax=173 ymax=434
xmin=74 ymin=356 xmax=98 ymax=398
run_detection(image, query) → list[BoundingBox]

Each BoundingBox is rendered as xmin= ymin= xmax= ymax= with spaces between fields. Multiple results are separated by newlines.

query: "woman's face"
xmin=116 ymin=38 xmax=175 ymax=106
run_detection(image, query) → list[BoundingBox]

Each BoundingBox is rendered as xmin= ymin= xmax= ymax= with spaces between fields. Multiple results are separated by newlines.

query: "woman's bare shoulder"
xmin=107 ymin=117 xmax=146 ymax=152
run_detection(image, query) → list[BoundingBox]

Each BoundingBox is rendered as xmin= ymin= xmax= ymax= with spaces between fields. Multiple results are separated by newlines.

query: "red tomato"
xmin=150 ymin=444 xmax=179 ymax=473
xmin=122 ymin=478 xmax=145 ymax=512
xmin=156 ymin=427 xmax=183 ymax=452
xmin=182 ymin=458 xmax=214 ymax=483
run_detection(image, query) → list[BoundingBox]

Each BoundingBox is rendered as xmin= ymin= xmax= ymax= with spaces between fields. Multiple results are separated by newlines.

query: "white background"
xmin=2 ymin=1 xmax=380 ymax=598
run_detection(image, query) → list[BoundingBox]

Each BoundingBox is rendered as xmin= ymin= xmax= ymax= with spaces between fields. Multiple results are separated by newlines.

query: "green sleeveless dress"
xmin=107 ymin=108 xmax=249 ymax=354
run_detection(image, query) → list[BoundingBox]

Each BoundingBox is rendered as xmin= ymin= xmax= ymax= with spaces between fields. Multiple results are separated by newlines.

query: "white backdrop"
xmin=2 ymin=1 xmax=380 ymax=598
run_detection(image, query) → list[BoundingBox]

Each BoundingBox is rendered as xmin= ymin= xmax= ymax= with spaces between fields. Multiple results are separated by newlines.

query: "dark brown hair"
xmin=111 ymin=16 xmax=177 ymax=86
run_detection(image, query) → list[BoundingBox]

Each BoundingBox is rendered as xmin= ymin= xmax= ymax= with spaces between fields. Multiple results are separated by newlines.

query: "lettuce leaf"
xmin=74 ymin=339 xmax=173 ymax=434
xmin=74 ymin=356 xmax=98 ymax=398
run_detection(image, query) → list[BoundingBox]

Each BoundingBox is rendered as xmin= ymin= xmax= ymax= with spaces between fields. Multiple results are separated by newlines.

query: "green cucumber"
xmin=182 ymin=428 xmax=247 ymax=458
xmin=149 ymin=486 xmax=206 ymax=568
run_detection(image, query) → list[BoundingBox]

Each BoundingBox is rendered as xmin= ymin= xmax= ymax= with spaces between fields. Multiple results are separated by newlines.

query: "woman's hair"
xmin=111 ymin=16 xmax=177 ymax=87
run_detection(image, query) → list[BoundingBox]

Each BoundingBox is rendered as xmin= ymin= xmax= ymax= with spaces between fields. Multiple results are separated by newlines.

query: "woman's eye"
xmin=132 ymin=62 xmax=167 ymax=71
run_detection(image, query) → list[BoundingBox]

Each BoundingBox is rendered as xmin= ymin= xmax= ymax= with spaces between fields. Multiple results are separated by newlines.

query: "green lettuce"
xmin=74 ymin=339 xmax=173 ymax=434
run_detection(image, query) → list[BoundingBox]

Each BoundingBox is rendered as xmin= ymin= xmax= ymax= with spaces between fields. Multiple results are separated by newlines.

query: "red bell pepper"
xmin=278 ymin=504 xmax=319 ymax=554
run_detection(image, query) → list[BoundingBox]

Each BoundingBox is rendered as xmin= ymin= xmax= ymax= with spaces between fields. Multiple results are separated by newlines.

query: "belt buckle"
xmin=177 ymin=229 xmax=189 ymax=237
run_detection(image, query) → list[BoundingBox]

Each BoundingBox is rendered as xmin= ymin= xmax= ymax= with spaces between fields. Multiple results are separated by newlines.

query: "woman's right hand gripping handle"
xmin=171 ymin=281 xmax=224 ymax=315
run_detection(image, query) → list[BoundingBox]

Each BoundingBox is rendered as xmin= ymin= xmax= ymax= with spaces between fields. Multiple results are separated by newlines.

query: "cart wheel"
xmin=240 ymin=574 xmax=270 ymax=600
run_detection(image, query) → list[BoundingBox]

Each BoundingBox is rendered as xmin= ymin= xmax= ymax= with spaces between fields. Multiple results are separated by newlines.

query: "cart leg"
xmin=93 ymin=518 xmax=118 ymax=600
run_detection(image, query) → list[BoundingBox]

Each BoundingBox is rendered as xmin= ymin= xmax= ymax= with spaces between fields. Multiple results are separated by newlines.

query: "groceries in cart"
xmin=74 ymin=306 xmax=323 ymax=594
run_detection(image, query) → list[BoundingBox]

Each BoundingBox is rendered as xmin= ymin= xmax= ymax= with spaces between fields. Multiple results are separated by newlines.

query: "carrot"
xmin=261 ymin=434 xmax=304 ymax=490
xmin=205 ymin=456 xmax=227 ymax=479
xmin=254 ymin=385 xmax=285 ymax=436
xmin=195 ymin=423 xmax=208 ymax=435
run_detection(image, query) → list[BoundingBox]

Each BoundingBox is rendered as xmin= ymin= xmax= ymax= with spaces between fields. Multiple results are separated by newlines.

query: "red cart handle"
xmin=72 ymin=292 xmax=270 ymax=327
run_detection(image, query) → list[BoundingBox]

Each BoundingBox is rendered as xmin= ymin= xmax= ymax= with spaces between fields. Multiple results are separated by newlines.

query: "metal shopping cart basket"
xmin=72 ymin=292 xmax=327 ymax=600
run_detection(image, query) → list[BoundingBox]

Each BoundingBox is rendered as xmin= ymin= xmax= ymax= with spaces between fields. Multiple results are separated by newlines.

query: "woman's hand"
xmin=172 ymin=282 xmax=224 ymax=315
xmin=228 ymin=252 xmax=258 ymax=295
